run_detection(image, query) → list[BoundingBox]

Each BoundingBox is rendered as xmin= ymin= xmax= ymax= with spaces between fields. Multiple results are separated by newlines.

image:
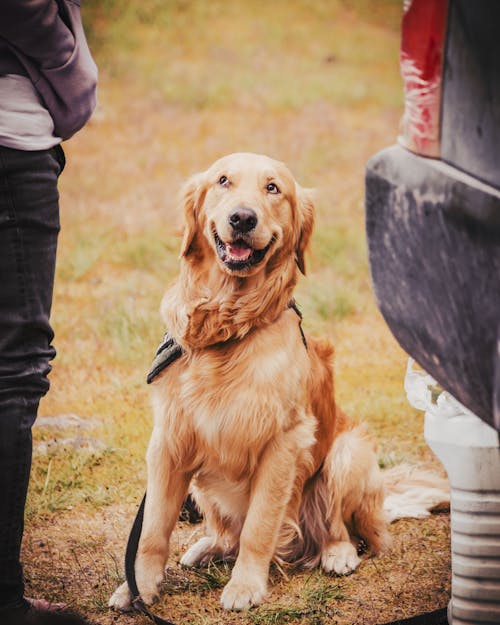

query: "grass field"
xmin=23 ymin=2 xmax=450 ymax=623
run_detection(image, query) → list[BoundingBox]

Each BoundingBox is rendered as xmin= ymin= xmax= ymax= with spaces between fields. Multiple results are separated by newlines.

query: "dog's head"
xmin=179 ymin=152 xmax=314 ymax=277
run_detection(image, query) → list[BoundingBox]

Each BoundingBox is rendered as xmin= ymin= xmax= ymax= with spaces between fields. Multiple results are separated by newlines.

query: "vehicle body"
xmin=365 ymin=0 xmax=500 ymax=430
xmin=365 ymin=2 xmax=500 ymax=623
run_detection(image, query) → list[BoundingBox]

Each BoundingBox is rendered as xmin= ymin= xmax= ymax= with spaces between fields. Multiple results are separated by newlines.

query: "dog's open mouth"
xmin=214 ymin=232 xmax=272 ymax=270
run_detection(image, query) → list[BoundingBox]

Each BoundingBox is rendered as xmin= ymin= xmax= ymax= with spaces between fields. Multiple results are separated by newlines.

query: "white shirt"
xmin=0 ymin=74 xmax=62 ymax=150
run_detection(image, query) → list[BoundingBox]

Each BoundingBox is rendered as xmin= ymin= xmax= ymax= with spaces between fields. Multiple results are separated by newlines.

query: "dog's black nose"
xmin=228 ymin=207 xmax=257 ymax=233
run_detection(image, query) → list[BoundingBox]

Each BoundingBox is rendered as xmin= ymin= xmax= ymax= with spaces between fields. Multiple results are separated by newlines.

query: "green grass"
xmin=247 ymin=572 xmax=345 ymax=625
xmin=83 ymin=0 xmax=402 ymax=111
xmin=188 ymin=563 xmax=233 ymax=593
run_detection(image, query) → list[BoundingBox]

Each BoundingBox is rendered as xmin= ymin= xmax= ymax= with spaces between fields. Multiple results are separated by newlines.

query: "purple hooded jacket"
xmin=0 ymin=0 xmax=98 ymax=140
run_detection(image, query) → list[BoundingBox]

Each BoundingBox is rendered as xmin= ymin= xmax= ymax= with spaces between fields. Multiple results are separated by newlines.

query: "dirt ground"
xmin=23 ymin=502 xmax=450 ymax=625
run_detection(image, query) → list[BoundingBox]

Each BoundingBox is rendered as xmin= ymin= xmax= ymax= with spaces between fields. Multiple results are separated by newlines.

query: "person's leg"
xmin=0 ymin=145 xmax=64 ymax=613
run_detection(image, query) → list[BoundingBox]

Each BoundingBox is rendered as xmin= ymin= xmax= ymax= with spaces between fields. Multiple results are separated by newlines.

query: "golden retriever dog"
xmin=109 ymin=152 xmax=448 ymax=612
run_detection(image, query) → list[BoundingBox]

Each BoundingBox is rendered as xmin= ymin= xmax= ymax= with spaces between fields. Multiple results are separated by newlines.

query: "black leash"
xmin=378 ymin=607 xmax=448 ymax=625
xmin=124 ymin=493 xmax=177 ymax=625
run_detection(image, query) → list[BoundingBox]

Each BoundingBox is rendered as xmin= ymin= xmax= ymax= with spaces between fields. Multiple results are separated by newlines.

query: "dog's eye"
xmin=266 ymin=182 xmax=280 ymax=194
xmin=218 ymin=175 xmax=230 ymax=187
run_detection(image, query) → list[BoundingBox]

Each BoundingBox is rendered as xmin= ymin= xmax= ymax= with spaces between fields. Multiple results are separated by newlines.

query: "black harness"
xmin=146 ymin=332 xmax=184 ymax=384
xmin=123 ymin=304 xmax=448 ymax=625
xmin=146 ymin=300 xmax=306 ymax=385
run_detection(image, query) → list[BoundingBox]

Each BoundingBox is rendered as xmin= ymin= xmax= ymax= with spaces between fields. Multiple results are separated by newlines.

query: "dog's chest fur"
xmin=151 ymin=310 xmax=313 ymax=480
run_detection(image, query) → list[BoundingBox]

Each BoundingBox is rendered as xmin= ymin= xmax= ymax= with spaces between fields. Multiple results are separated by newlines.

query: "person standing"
xmin=0 ymin=1 xmax=97 ymax=622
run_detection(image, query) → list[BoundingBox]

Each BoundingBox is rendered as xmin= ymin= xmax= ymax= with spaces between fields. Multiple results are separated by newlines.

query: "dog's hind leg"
xmin=319 ymin=427 xmax=390 ymax=575
xmin=180 ymin=509 xmax=238 ymax=567
xmin=320 ymin=495 xmax=361 ymax=575
xmin=181 ymin=536 xmax=223 ymax=568
xmin=351 ymin=490 xmax=390 ymax=557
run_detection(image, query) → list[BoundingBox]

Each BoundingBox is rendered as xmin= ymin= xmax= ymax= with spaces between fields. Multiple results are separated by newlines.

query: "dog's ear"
xmin=179 ymin=172 xmax=208 ymax=257
xmin=295 ymin=185 xmax=315 ymax=275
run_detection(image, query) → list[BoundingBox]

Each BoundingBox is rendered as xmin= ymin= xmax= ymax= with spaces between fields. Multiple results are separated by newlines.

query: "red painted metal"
xmin=398 ymin=0 xmax=448 ymax=157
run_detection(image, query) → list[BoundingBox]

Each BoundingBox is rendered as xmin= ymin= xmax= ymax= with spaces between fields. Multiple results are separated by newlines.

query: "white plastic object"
xmin=405 ymin=358 xmax=500 ymax=625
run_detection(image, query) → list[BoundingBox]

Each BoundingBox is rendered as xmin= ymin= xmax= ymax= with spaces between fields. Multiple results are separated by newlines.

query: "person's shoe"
xmin=1 ymin=598 xmax=92 ymax=625
xmin=25 ymin=598 xmax=66 ymax=612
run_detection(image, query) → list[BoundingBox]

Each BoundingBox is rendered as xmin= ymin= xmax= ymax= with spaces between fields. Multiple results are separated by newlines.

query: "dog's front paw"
xmin=220 ymin=577 xmax=267 ymax=611
xmin=109 ymin=581 xmax=132 ymax=612
xmin=321 ymin=541 xmax=361 ymax=575
xmin=133 ymin=554 xmax=166 ymax=606
xmin=134 ymin=569 xmax=164 ymax=606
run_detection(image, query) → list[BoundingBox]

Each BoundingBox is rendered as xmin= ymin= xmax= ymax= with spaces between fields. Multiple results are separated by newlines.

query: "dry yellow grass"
xmin=23 ymin=1 xmax=450 ymax=623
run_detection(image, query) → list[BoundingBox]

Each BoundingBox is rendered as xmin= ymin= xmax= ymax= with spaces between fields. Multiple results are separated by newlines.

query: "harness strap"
xmin=148 ymin=301 xmax=306 ymax=386
xmin=147 ymin=332 xmax=184 ymax=384
xmin=288 ymin=299 xmax=307 ymax=349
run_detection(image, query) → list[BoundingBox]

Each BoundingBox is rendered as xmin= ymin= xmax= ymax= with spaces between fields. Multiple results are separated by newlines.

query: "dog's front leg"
xmin=136 ymin=434 xmax=191 ymax=604
xmin=220 ymin=433 xmax=299 ymax=611
xmin=110 ymin=431 xmax=191 ymax=610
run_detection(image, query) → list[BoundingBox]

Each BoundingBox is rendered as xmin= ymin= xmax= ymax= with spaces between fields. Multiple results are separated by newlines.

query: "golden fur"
xmin=109 ymin=153 xmax=447 ymax=612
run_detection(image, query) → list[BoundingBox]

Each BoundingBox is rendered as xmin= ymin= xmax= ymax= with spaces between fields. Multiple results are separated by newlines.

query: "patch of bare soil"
xmin=23 ymin=503 xmax=450 ymax=625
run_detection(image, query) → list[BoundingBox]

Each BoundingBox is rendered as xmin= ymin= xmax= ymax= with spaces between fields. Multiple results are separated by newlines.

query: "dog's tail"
xmin=382 ymin=464 xmax=450 ymax=523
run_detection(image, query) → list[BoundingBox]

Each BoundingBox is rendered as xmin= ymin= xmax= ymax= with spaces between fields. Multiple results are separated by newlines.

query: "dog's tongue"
xmin=227 ymin=241 xmax=252 ymax=262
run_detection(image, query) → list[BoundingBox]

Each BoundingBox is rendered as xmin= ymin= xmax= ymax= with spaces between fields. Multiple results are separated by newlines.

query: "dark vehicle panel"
xmin=366 ymin=145 xmax=500 ymax=430
xmin=441 ymin=0 xmax=500 ymax=189
xmin=366 ymin=0 xmax=500 ymax=431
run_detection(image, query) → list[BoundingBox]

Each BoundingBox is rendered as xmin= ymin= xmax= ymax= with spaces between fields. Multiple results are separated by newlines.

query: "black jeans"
xmin=0 ymin=145 xmax=64 ymax=609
